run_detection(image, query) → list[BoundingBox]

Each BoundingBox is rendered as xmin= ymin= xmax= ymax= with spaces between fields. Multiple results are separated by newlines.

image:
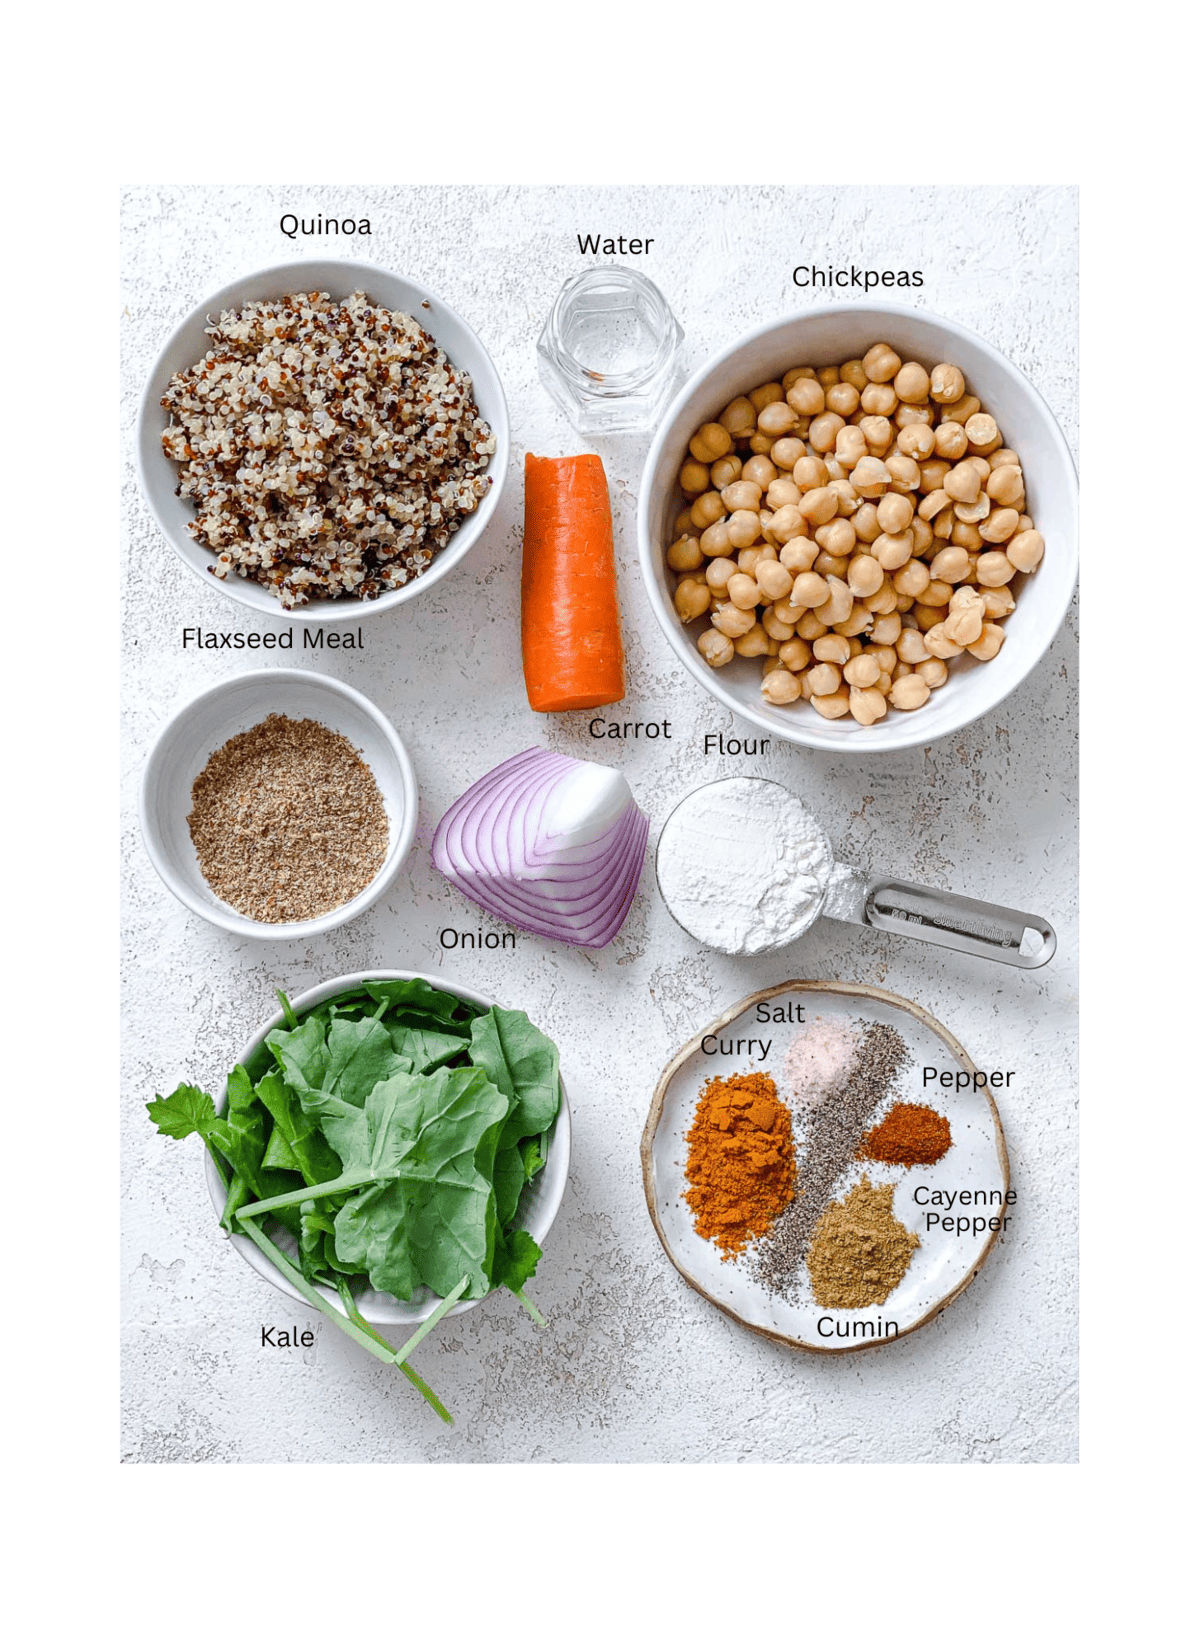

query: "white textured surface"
xmin=121 ymin=184 xmax=1078 ymax=1464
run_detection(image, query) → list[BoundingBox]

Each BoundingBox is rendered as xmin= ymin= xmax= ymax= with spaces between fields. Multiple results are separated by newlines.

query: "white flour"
xmin=655 ymin=777 xmax=834 ymax=954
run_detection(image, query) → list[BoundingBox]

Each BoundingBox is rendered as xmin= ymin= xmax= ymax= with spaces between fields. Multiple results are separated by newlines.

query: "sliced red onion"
xmin=432 ymin=748 xmax=650 ymax=948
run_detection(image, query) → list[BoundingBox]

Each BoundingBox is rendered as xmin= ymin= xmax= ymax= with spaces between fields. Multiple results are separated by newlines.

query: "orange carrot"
xmin=521 ymin=453 xmax=626 ymax=712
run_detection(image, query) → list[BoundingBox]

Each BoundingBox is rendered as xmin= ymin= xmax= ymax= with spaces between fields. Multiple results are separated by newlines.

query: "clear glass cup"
xmin=536 ymin=265 xmax=684 ymax=435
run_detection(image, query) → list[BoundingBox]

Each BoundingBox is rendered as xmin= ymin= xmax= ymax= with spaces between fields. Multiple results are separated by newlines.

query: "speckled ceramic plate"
xmin=641 ymin=981 xmax=1010 ymax=1355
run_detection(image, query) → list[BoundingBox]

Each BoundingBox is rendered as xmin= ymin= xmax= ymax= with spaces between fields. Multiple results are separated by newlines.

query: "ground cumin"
xmin=807 ymin=1178 xmax=919 ymax=1309
xmin=683 ymin=1072 xmax=795 ymax=1258
xmin=860 ymin=1102 xmax=952 ymax=1166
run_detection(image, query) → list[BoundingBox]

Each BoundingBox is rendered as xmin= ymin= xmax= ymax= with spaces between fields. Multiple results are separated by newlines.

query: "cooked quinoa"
xmin=160 ymin=290 xmax=496 ymax=608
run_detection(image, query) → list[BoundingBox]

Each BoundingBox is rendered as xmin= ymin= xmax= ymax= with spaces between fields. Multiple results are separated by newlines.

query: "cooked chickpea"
xmin=786 ymin=378 xmax=825 ymax=417
xmin=762 ymin=669 xmax=802 ymax=704
xmin=806 ymin=688 xmax=847 ymax=719
xmin=981 ymin=586 xmax=1017 ymax=620
xmin=691 ymin=491 xmax=726 ymax=530
xmin=667 ymin=534 xmax=703 ymax=572
xmin=976 ymin=550 xmax=1017 ymax=587
xmin=943 ymin=603 xmax=984 ymax=647
xmin=918 ymin=488 xmax=951 ymax=523
xmin=924 ymin=579 xmax=954 ymax=607
xmin=940 ymin=392 xmax=981 ymax=426
xmin=954 ymin=496 xmax=991 ymax=526
xmin=919 ymin=458 xmax=952 ymax=494
xmin=769 ymin=503 xmax=808 ymax=543
xmin=886 ymin=453 xmax=922 ymax=492
xmin=783 ymin=367 xmax=814 ymax=390
xmin=874 ymin=530 xmax=915 ymax=571
xmin=700 ymin=520 xmax=733 ymax=558
xmin=748 ymin=433 xmax=774 ymax=455
xmin=849 ymin=456 xmax=891 ymax=498
xmin=967 ymin=623 xmax=1006 ymax=661
xmin=790 ymin=571 xmax=830 ymax=609
xmin=815 ymin=576 xmax=853 ymax=626
xmin=679 ymin=459 xmax=709 ymax=495
xmin=798 ymin=486 xmax=839 ymax=526
xmin=950 ymin=519 xmax=984 ymax=549
xmin=876 ymin=493 xmax=915 ymax=536
xmin=863 ymin=343 xmax=902 ymax=382
xmin=779 ymin=638 xmax=812 ymax=672
xmin=749 ymin=382 xmax=785 ymax=412
xmin=675 ymin=507 xmax=696 ymax=538
xmin=766 ymin=478 xmax=801 ymax=510
xmin=770 ymin=438 xmax=806 ymax=473
xmin=719 ymin=397 xmax=757 ymax=439
xmin=894 ymin=361 xmax=931 ymax=403
xmin=979 ymin=507 xmax=1020 ymax=544
xmin=758 ymin=401 xmax=800 ymax=438
xmin=853 ymin=416 xmax=889 ymax=457
xmin=852 ymin=502 xmax=882 ymax=542
xmin=913 ymin=602 xmax=949 ymax=631
xmin=814 ymin=365 xmax=838 ymax=389
xmin=964 ymin=412 xmax=999 ymax=450
xmin=860 ymin=382 xmax=898 ymax=417
xmin=911 ymin=517 xmax=934 ymax=555
xmin=847 ymin=553 xmax=885 ymax=598
xmin=986 ymin=465 xmax=1024 ymax=507
xmin=734 ymin=622 xmax=771 ymax=658
xmin=916 ymin=658 xmax=949 ymax=688
xmin=839 ymin=359 xmax=868 ymax=390
xmin=895 ymin=626 xmax=931 ymax=664
xmin=847 ymin=686 xmax=886 ymax=725
xmin=762 ymin=609 xmax=797 ymax=641
xmin=897 ymin=423 xmax=936 ymax=461
xmin=934 ymin=421 xmax=969 ymax=460
xmin=1017 ymin=514 xmax=1034 ymax=533
xmin=756 ymin=559 xmax=794 ymax=603
xmin=809 ymin=411 xmax=846 ymax=453
xmin=813 ymin=634 xmax=852 ymax=665
xmin=791 ymin=456 xmax=827 ymax=492
xmin=826 ymin=381 xmax=860 ymax=418
xmin=738 ymin=546 xmax=768 ymax=575
xmin=929 ymin=363 xmax=965 ymax=404
xmin=726 ymin=572 xmax=760 ymax=611
xmin=725 ymin=509 xmax=762 ymax=549
xmin=689 ymin=423 xmax=732 ymax=463
xmin=797 ymin=611 xmax=829 ymax=640
xmin=944 ymin=462 xmax=982 ymax=504
xmin=673 ymin=577 xmax=710 ymax=622
xmin=807 ymin=662 xmax=843 ymax=695
xmin=697 ymin=628 xmax=734 ymax=667
xmin=872 ymin=615 xmax=902 ymax=648
xmin=711 ymin=601 xmax=758 ymax=638
xmin=835 ymin=425 xmax=868 ymax=468
xmin=844 ymin=653 xmax=882 ymax=688
xmin=811 ymin=520 xmax=853 ymax=563
xmin=705 ymin=556 xmax=737 ymax=594
xmin=743 ymin=455 xmax=778 ymax=489
xmin=895 ymin=405 xmax=935 ymax=430
xmin=814 ymin=551 xmax=850 ymax=579
xmin=780 ymin=537 xmax=819 ymax=574
xmin=889 ymin=674 xmax=931 ymax=711
xmin=923 ymin=622 xmax=964 ymax=659
xmin=721 ymin=480 xmax=762 ymax=513
xmin=710 ymin=454 xmax=742 ymax=490
xmin=1006 ymin=529 xmax=1045 ymax=572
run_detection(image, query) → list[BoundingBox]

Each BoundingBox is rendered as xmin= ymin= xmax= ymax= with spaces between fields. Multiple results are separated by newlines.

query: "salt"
xmin=783 ymin=1018 xmax=861 ymax=1108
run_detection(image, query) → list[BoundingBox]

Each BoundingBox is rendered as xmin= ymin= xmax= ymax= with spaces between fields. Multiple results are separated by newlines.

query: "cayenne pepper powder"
xmin=859 ymin=1102 xmax=952 ymax=1166
xmin=683 ymin=1072 xmax=796 ymax=1258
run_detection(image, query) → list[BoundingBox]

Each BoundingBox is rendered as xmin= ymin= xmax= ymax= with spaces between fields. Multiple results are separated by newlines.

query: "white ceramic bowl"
xmin=204 ymin=969 xmax=572 ymax=1325
xmin=639 ymin=303 xmax=1078 ymax=751
xmin=139 ymin=668 xmax=417 ymax=938
xmin=136 ymin=259 xmax=510 ymax=625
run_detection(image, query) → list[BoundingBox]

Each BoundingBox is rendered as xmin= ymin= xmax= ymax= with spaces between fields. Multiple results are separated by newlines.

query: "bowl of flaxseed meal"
xmin=139 ymin=668 xmax=418 ymax=938
xmin=136 ymin=260 xmax=509 ymax=622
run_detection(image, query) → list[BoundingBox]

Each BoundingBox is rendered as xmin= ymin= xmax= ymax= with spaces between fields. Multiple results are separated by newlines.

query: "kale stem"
xmin=337 ymin=1279 xmax=454 ymax=1425
xmin=220 ymin=1172 xmax=249 ymax=1233
xmin=237 ymin=1171 xmax=376 ymax=1219
xmin=392 ymin=1276 xmax=470 ymax=1366
xmin=276 ymin=990 xmax=299 ymax=1029
xmin=513 ymin=1287 xmax=547 ymax=1327
xmin=235 ymin=1215 xmax=396 ymax=1365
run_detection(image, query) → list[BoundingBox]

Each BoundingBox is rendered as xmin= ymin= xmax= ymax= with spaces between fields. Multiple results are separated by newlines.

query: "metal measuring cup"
xmin=655 ymin=778 xmax=1056 ymax=968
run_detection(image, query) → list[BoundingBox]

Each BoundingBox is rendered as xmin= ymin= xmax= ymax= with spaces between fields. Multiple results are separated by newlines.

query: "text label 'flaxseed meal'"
xmin=181 ymin=628 xmax=365 ymax=650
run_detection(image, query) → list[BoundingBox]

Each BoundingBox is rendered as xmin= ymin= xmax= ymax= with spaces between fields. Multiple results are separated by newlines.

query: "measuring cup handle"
xmin=860 ymin=877 xmax=1056 ymax=969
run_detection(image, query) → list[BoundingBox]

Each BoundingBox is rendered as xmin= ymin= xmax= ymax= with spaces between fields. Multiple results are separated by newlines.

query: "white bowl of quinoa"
xmin=139 ymin=668 xmax=418 ymax=938
xmin=137 ymin=260 xmax=509 ymax=621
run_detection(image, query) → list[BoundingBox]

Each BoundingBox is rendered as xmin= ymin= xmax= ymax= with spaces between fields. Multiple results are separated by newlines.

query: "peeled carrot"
xmin=522 ymin=453 xmax=626 ymax=712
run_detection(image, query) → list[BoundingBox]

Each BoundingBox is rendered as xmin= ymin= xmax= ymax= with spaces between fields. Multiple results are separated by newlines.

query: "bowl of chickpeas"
xmin=637 ymin=304 xmax=1077 ymax=749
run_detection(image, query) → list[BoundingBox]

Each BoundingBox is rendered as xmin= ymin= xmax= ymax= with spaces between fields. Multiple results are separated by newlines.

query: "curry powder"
xmin=684 ymin=1071 xmax=796 ymax=1258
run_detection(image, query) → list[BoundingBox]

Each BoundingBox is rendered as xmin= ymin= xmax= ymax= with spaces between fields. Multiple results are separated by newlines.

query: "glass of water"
xmin=536 ymin=265 xmax=684 ymax=435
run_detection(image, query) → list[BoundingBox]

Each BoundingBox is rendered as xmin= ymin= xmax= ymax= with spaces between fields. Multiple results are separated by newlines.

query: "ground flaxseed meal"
xmin=806 ymin=1177 xmax=919 ymax=1309
xmin=161 ymin=291 xmax=495 ymax=609
xmin=188 ymin=714 xmax=388 ymax=922
xmin=752 ymin=1020 xmax=911 ymax=1302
